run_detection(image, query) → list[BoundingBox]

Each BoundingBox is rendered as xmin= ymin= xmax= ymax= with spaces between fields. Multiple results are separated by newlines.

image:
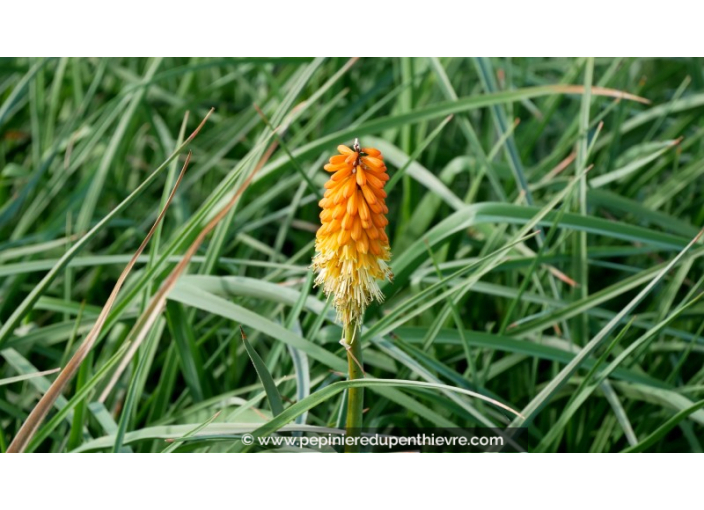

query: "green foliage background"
xmin=1 ymin=57 xmax=703 ymax=452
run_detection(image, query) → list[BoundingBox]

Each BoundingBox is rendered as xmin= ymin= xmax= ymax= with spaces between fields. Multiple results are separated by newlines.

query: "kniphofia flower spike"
xmin=312 ymin=139 xmax=392 ymax=328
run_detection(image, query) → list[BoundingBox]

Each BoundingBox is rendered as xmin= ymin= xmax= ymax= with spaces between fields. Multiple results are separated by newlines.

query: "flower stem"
xmin=344 ymin=321 xmax=363 ymax=453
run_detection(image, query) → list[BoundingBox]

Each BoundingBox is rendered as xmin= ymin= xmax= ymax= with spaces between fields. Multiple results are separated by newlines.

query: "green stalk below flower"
xmin=344 ymin=321 xmax=364 ymax=453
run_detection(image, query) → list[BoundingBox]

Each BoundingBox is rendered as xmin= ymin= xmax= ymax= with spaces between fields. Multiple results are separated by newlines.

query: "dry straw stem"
xmin=546 ymin=85 xmax=651 ymax=105
xmin=0 ymin=108 xmax=214 ymax=352
xmin=7 ymin=152 xmax=194 ymax=453
xmin=99 ymin=140 xmax=280 ymax=402
xmin=10 ymin=115 xmax=277 ymax=452
xmin=0 ymin=368 xmax=61 ymax=387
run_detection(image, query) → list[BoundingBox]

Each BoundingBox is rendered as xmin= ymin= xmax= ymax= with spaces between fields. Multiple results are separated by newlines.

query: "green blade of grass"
xmin=622 ymin=400 xmax=704 ymax=453
xmin=240 ymin=326 xmax=284 ymax=417
xmin=508 ymin=230 xmax=703 ymax=428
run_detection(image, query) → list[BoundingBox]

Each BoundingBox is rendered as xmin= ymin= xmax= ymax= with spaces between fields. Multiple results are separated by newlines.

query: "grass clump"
xmin=1 ymin=57 xmax=703 ymax=453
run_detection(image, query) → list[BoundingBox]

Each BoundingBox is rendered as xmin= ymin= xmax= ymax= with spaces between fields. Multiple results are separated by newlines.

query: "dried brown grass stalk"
xmin=7 ymin=152 xmax=194 ymax=453
xmin=98 ymin=140 xmax=279 ymax=403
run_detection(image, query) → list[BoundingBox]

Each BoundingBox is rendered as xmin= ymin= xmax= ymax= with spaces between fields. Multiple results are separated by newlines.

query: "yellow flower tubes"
xmin=312 ymin=139 xmax=392 ymax=327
